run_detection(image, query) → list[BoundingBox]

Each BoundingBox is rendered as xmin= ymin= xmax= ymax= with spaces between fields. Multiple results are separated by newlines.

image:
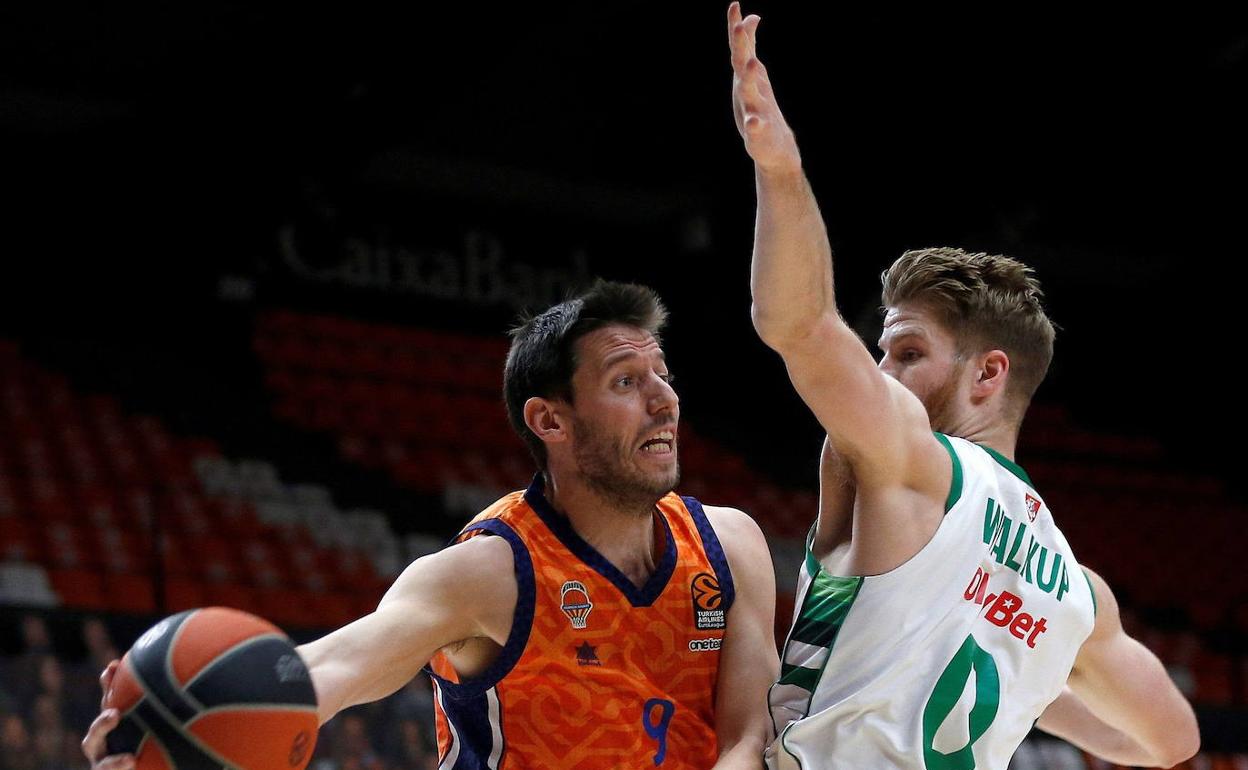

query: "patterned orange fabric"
xmin=428 ymin=476 xmax=734 ymax=770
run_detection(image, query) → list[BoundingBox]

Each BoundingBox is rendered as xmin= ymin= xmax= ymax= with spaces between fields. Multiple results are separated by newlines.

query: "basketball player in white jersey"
xmin=727 ymin=3 xmax=1199 ymax=768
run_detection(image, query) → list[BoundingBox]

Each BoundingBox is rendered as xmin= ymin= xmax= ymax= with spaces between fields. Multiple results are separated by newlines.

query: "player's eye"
xmin=899 ymin=349 xmax=922 ymax=363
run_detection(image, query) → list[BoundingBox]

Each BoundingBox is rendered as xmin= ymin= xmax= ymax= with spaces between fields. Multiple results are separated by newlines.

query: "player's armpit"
xmin=1060 ymin=569 xmax=1199 ymax=768
xmin=704 ymin=505 xmax=779 ymax=769
xmin=297 ymin=533 xmax=517 ymax=725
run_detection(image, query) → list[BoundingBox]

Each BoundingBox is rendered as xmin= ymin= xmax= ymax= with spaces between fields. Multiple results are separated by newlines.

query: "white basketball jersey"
xmin=766 ymin=434 xmax=1097 ymax=770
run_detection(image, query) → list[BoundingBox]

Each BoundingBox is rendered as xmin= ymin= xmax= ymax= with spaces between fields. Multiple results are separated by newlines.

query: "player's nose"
xmin=648 ymin=374 xmax=679 ymax=414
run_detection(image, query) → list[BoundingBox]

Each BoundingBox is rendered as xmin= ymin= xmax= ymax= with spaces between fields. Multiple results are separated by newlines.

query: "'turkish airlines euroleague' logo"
xmin=691 ymin=572 xmax=725 ymax=630
xmin=560 ymin=580 xmax=594 ymax=629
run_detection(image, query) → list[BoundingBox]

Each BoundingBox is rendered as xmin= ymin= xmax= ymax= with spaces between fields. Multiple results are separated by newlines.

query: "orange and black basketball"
xmin=105 ymin=607 xmax=319 ymax=770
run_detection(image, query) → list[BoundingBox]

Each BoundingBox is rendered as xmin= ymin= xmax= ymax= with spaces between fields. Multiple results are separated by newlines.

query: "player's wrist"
xmin=753 ymin=158 xmax=804 ymax=184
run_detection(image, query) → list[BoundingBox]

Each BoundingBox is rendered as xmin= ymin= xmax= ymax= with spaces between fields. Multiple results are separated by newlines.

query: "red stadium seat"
xmin=205 ymin=582 xmax=262 ymax=615
xmin=163 ymin=577 xmax=209 ymax=612
xmin=103 ymin=572 xmax=158 ymax=615
xmin=96 ymin=528 xmax=152 ymax=574
xmin=256 ymin=587 xmax=313 ymax=627
xmin=48 ymin=568 xmax=107 ymax=610
xmin=44 ymin=523 xmax=99 ymax=570
xmin=307 ymin=591 xmax=360 ymax=628
xmin=0 ymin=516 xmax=44 ymax=562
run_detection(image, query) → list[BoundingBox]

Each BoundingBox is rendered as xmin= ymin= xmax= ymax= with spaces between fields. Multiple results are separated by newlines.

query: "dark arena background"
xmin=1 ymin=2 xmax=1246 ymax=768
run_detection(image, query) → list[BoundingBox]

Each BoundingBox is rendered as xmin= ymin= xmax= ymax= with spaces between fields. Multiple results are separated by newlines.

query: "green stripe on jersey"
xmin=934 ymin=432 xmax=964 ymax=513
xmin=977 ymin=443 xmax=1034 ymax=488
xmin=772 ymin=537 xmax=864 ymax=724
xmin=790 ymin=572 xmax=862 ymax=647
xmin=779 ymin=662 xmax=823 ymax=692
xmin=1082 ymin=568 xmax=1098 ymax=615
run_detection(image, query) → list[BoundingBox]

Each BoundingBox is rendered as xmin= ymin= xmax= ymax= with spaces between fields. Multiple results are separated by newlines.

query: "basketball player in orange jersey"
xmin=84 ymin=280 xmax=780 ymax=769
xmin=728 ymin=3 xmax=1198 ymax=768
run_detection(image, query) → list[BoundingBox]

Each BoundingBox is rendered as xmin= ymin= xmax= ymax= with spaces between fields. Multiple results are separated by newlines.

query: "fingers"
xmin=82 ymin=708 xmax=124 ymax=763
xmin=734 ymin=50 xmax=771 ymax=122
xmin=728 ymin=4 xmax=763 ymax=74
xmin=742 ymin=14 xmax=761 ymax=58
xmin=95 ymin=755 xmax=137 ymax=770
xmin=99 ymin=659 xmax=119 ymax=710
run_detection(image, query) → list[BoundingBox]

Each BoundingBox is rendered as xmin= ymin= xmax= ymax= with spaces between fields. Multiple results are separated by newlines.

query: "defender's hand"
xmin=728 ymin=2 xmax=801 ymax=175
xmin=81 ymin=660 xmax=135 ymax=770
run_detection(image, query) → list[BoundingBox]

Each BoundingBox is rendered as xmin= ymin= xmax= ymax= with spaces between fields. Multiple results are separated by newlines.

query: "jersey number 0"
xmin=922 ymin=634 xmax=1001 ymax=770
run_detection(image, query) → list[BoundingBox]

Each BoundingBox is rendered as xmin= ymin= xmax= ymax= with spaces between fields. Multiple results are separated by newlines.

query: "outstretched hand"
xmin=728 ymin=2 xmax=801 ymax=175
xmin=81 ymin=660 xmax=135 ymax=770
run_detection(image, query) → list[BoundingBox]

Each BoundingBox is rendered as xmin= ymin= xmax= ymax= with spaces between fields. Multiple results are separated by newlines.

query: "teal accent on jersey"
xmin=935 ymin=433 xmax=964 ymax=513
xmin=1082 ymin=568 xmax=1098 ymax=615
xmin=775 ymin=568 xmax=863 ymax=709
xmin=977 ymin=444 xmax=1034 ymax=488
xmin=772 ymin=529 xmax=864 ymax=728
xmin=789 ymin=570 xmax=862 ymax=648
xmin=922 ymin=634 xmax=1001 ymax=770
xmin=779 ymin=662 xmax=823 ymax=692
xmin=766 ymin=434 xmax=1097 ymax=770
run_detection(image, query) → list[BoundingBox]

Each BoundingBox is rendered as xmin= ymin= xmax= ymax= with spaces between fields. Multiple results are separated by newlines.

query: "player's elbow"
xmin=751 ymin=302 xmax=795 ymax=349
xmin=1148 ymin=719 xmax=1200 ymax=768
xmin=1156 ymin=729 xmax=1200 ymax=768
xmin=750 ymin=302 xmax=820 ymax=353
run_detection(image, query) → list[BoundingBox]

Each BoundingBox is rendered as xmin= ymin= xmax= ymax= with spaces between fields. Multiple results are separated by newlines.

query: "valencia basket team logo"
xmin=691 ymin=572 xmax=725 ymax=630
xmin=560 ymin=580 xmax=594 ymax=629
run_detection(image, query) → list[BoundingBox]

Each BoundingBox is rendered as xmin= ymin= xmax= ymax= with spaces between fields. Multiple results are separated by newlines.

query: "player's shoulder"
xmin=699 ymin=504 xmax=770 ymax=559
xmin=392 ymin=531 xmax=517 ymax=597
xmin=441 ymin=530 xmax=520 ymax=585
xmin=700 ymin=503 xmax=761 ymax=534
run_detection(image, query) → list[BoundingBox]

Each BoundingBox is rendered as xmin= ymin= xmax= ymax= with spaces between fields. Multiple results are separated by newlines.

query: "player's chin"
xmin=643 ymin=460 xmax=681 ymax=497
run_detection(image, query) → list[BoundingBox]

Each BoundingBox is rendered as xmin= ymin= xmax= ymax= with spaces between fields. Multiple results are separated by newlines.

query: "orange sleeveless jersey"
xmin=427 ymin=475 xmax=735 ymax=770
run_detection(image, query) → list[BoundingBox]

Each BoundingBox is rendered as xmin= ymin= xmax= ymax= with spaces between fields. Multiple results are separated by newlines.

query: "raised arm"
xmin=705 ymin=505 xmax=780 ymax=769
xmin=728 ymin=4 xmax=945 ymax=508
xmin=1037 ymin=569 xmax=1199 ymax=768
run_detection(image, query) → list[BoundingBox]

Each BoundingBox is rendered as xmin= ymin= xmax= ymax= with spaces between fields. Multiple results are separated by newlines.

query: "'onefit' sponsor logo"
xmin=688 ymin=637 xmax=722 ymax=653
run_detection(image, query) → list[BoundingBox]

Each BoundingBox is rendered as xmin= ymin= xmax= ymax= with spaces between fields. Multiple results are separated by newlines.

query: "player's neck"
xmin=937 ymin=402 xmax=1020 ymax=460
xmin=951 ymin=422 xmax=1018 ymax=460
xmin=542 ymin=472 xmax=662 ymax=588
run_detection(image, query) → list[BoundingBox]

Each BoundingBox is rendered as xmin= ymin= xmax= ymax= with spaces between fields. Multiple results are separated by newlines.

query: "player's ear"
xmin=524 ymin=397 xmax=568 ymax=446
xmin=971 ymin=349 xmax=1010 ymax=402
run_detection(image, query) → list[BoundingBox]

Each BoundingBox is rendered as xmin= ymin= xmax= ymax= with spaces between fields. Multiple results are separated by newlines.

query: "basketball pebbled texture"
xmin=105 ymin=607 xmax=319 ymax=770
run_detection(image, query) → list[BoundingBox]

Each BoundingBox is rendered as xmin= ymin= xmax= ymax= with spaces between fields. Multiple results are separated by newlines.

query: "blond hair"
xmin=881 ymin=247 xmax=1055 ymax=416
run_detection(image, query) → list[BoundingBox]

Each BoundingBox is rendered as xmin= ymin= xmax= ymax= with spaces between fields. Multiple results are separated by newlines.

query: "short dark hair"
xmin=881 ymin=247 xmax=1055 ymax=418
xmin=503 ymin=279 xmax=669 ymax=470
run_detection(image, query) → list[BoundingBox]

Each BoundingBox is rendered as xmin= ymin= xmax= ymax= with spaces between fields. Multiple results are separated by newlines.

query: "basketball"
xmin=104 ymin=607 xmax=319 ymax=770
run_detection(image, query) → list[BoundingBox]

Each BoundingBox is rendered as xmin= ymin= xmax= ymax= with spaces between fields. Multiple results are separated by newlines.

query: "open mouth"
xmin=640 ymin=429 xmax=676 ymax=454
